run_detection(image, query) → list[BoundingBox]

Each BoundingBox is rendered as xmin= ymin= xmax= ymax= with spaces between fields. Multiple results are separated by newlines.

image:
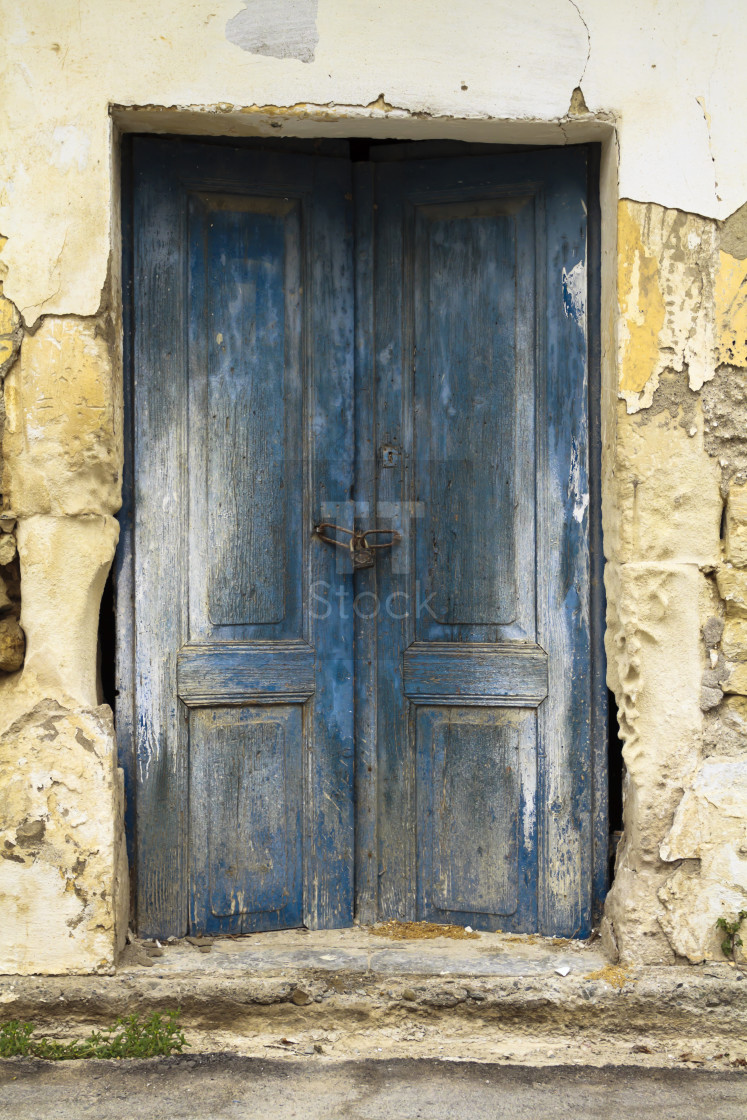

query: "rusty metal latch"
xmin=314 ymin=523 xmax=401 ymax=569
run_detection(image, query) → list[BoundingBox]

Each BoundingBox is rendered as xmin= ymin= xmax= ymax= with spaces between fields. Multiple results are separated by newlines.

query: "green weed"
xmin=716 ymin=910 xmax=747 ymax=962
xmin=0 ymin=1010 xmax=187 ymax=1060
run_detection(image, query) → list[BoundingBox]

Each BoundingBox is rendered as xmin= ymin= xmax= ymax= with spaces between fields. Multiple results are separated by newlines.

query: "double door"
xmin=121 ymin=136 xmax=602 ymax=938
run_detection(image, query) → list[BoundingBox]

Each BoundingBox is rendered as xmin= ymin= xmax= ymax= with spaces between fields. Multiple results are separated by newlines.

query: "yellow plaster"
xmin=715 ymin=250 xmax=747 ymax=368
xmin=617 ymin=201 xmax=666 ymax=394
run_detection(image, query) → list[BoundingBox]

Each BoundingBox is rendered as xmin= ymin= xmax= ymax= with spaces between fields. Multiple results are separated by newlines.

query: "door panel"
xmin=367 ymin=149 xmax=592 ymax=935
xmin=128 ymin=138 xmax=355 ymax=937
xmin=414 ymin=198 xmax=521 ymax=629
xmin=417 ymin=707 xmax=523 ymax=918
xmin=190 ymin=705 xmax=303 ymax=931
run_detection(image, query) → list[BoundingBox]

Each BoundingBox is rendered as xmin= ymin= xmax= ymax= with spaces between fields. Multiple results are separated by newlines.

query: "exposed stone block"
xmin=17 ymin=515 xmax=118 ymax=707
xmin=0 ymin=617 xmax=25 ymax=672
xmin=702 ymin=616 xmax=725 ymax=647
xmin=3 ymin=318 xmax=121 ymax=517
xmin=605 ymin=394 xmax=721 ymax=566
xmin=0 ymin=701 xmax=128 ymax=974
xmin=659 ymin=757 xmax=747 ymax=962
xmin=0 ymin=533 xmax=17 ymax=566
xmin=725 ymin=483 xmax=747 ymax=568
xmin=716 ymin=567 xmax=747 ymax=617
xmin=701 ymin=685 xmax=723 ymax=710
xmin=722 ymin=616 xmax=747 ymax=661
xmin=723 ymin=661 xmax=747 ymax=696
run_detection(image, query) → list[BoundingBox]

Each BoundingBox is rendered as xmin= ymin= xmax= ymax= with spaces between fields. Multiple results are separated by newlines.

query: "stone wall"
xmin=602 ymin=201 xmax=747 ymax=964
xmin=0 ymin=296 xmax=128 ymax=973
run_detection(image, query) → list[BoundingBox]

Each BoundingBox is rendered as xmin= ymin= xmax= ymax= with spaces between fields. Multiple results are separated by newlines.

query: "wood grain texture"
xmin=403 ymin=642 xmax=548 ymax=706
xmin=131 ymin=141 xmax=190 ymax=938
xmin=123 ymin=138 xmax=600 ymax=940
xmin=414 ymin=200 xmax=518 ymax=627
xmin=189 ymin=705 xmax=303 ymax=934
xmin=127 ymin=138 xmax=355 ymax=936
xmin=202 ymin=196 xmax=295 ymax=626
xmin=177 ymin=641 xmax=315 ymax=706
xmin=418 ymin=708 xmax=521 ymax=919
xmin=371 ymin=147 xmax=593 ymax=934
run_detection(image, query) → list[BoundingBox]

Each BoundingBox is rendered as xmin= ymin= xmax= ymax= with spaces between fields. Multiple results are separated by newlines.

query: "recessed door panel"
xmin=201 ymin=196 xmax=299 ymax=627
xmin=417 ymin=707 xmax=522 ymax=917
xmin=190 ymin=706 xmax=302 ymax=931
xmin=414 ymin=200 xmax=520 ymax=628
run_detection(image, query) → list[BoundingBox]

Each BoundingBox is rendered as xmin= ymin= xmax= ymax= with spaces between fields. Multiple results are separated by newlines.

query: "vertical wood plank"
xmin=352 ymin=161 xmax=379 ymax=924
xmin=132 ymin=141 xmax=189 ymax=937
xmin=535 ymin=149 xmax=593 ymax=937
xmin=305 ymin=153 xmax=356 ymax=927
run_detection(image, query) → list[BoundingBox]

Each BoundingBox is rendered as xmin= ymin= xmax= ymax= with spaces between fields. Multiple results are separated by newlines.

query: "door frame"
xmin=116 ymin=133 xmax=606 ymax=936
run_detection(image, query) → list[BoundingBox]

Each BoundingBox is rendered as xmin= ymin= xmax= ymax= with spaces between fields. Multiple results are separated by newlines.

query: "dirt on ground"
xmin=370 ymin=921 xmax=480 ymax=941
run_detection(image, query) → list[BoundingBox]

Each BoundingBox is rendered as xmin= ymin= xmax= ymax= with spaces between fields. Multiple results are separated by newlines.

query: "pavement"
xmin=1 ymin=1056 xmax=746 ymax=1120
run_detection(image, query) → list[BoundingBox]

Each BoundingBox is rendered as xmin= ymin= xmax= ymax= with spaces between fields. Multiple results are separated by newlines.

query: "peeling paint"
xmin=562 ymin=260 xmax=587 ymax=332
xmin=617 ymin=202 xmax=666 ymax=400
xmin=226 ymin=0 xmax=319 ymax=64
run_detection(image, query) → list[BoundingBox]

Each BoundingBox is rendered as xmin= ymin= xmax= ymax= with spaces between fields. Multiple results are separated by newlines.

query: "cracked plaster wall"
xmin=1 ymin=0 xmax=747 ymax=972
xmin=603 ymin=201 xmax=747 ymax=964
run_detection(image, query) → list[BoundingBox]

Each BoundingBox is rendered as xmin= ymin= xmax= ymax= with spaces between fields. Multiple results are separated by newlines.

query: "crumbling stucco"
xmin=0 ymin=294 xmax=125 ymax=970
xmin=603 ymin=198 xmax=747 ymax=964
xmin=0 ymin=701 xmax=128 ymax=974
xmin=0 ymin=289 xmax=24 ymax=677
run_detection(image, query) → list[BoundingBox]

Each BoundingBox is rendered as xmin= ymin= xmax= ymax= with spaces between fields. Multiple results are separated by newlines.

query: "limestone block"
xmin=0 ymin=618 xmax=25 ymax=672
xmin=0 ymin=293 xmax=22 ymax=378
xmin=607 ymin=397 xmax=721 ymax=565
xmin=658 ymin=863 xmax=747 ymax=964
xmin=723 ymin=662 xmax=747 ymax=695
xmin=17 ymin=515 xmax=118 ymax=707
xmin=605 ymin=561 xmax=703 ymax=813
xmin=661 ymin=758 xmax=747 ymax=859
xmin=3 ymin=318 xmax=121 ymax=517
xmin=715 ymin=567 xmax=747 ymax=617
xmin=721 ymin=616 xmax=747 ymax=661
xmin=0 ymin=700 xmax=128 ymax=974
xmin=725 ymin=483 xmax=747 ymax=568
xmin=659 ymin=758 xmax=747 ymax=962
xmin=701 ymin=685 xmax=723 ymax=710
xmin=0 ymin=533 xmax=17 ymax=565
xmin=602 ymin=863 xmax=675 ymax=965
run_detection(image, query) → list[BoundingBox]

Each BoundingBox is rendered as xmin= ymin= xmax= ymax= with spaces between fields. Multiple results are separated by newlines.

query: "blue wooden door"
xmin=354 ymin=146 xmax=599 ymax=937
xmin=125 ymin=138 xmax=356 ymax=936
xmin=122 ymin=138 xmax=601 ymax=938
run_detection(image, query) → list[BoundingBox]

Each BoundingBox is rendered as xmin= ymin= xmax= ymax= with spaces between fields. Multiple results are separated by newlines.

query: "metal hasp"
xmin=315 ymin=522 xmax=401 ymax=569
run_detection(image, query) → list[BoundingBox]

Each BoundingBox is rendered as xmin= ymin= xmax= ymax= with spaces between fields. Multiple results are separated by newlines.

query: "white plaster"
xmin=0 ymin=0 xmax=745 ymax=320
xmin=562 ymin=260 xmax=587 ymax=332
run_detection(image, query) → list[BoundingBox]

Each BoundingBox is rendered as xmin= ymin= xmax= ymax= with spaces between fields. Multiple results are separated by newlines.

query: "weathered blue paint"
xmin=125 ymin=138 xmax=355 ymax=936
xmin=367 ymin=146 xmax=594 ymax=935
xmin=120 ymin=138 xmax=601 ymax=939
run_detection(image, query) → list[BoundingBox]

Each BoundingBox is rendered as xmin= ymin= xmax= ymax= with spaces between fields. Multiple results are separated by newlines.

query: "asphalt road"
xmin=1 ymin=1056 xmax=746 ymax=1119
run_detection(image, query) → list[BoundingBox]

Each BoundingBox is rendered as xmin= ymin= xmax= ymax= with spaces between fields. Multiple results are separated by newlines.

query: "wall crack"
xmin=567 ymin=0 xmax=591 ymax=89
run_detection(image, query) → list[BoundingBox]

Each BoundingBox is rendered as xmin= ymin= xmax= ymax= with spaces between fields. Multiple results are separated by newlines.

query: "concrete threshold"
xmin=2 ymin=928 xmax=746 ymax=1069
